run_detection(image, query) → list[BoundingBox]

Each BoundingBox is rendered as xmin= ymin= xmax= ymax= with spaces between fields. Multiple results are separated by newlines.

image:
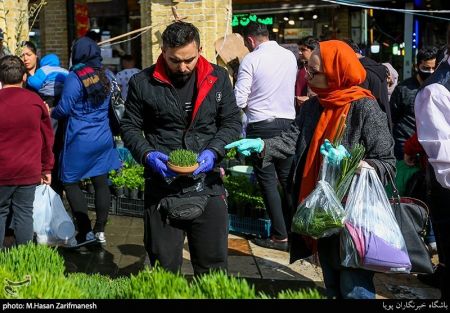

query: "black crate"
xmin=83 ymin=192 xmax=116 ymax=214
xmin=116 ymin=197 xmax=144 ymax=217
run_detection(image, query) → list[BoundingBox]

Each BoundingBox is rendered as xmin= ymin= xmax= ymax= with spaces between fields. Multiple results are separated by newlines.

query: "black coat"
xmin=360 ymin=57 xmax=391 ymax=127
xmin=389 ymin=76 xmax=421 ymax=160
xmin=121 ymin=56 xmax=242 ymax=196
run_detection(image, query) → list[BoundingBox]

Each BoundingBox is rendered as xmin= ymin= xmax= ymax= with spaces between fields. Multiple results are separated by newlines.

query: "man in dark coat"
xmin=121 ymin=22 xmax=242 ymax=275
xmin=344 ymin=40 xmax=391 ymax=127
xmin=390 ymin=47 xmax=437 ymax=160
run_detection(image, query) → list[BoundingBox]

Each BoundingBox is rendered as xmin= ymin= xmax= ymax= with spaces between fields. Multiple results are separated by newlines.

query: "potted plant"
xmin=167 ymin=149 xmax=199 ymax=175
xmin=111 ymin=174 xmax=126 ymax=198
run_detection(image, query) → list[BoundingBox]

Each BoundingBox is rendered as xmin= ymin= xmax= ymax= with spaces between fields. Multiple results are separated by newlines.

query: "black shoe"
xmin=252 ymin=238 xmax=289 ymax=252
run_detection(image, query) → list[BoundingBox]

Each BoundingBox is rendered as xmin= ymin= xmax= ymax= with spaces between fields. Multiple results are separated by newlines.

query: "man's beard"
xmin=169 ymin=70 xmax=194 ymax=86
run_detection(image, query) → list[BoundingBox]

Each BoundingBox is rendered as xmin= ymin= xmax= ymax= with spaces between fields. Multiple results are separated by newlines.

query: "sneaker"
xmin=75 ymin=230 xmax=95 ymax=245
xmin=251 ymin=237 xmax=289 ymax=252
xmin=85 ymin=231 xmax=95 ymax=241
xmin=95 ymin=232 xmax=106 ymax=244
xmin=66 ymin=231 xmax=96 ymax=249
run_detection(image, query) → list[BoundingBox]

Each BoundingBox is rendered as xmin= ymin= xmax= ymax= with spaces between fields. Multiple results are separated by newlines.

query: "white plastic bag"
xmin=341 ymin=168 xmax=411 ymax=273
xmin=33 ymin=185 xmax=52 ymax=243
xmin=33 ymin=185 xmax=75 ymax=244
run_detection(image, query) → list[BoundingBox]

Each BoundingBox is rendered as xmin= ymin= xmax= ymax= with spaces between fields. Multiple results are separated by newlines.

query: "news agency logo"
xmin=3 ymin=275 xmax=31 ymax=297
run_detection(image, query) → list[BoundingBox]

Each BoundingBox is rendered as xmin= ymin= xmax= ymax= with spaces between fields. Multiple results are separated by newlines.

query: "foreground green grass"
xmin=0 ymin=244 xmax=323 ymax=299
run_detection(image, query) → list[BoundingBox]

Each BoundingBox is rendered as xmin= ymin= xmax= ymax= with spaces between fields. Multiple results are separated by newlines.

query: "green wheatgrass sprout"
xmin=169 ymin=149 xmax=198 ymax=167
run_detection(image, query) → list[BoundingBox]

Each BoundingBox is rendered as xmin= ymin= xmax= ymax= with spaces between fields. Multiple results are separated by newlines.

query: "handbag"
xmin=382 ymin=163 xmax=434 ymax=274
xmin=157 ymin=194 xmax=209 ymax=223
xmin=109 ymin=79 xmax=125 ymax=136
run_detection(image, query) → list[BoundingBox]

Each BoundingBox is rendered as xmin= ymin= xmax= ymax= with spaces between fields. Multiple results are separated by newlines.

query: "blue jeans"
xmin=318 ymin=235 xmax=376 ymax=299
xmin=0 ymin=185 xmax=36 ymax=248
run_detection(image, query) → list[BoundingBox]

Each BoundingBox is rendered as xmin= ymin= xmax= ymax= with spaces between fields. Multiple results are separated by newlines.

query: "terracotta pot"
xmin=167 ymin=162 xmax=199 ymax=175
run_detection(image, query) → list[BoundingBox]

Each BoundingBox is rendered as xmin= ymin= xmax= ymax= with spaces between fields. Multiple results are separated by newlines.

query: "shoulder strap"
xmin=379 ymin=161 xmax=401 ymax=204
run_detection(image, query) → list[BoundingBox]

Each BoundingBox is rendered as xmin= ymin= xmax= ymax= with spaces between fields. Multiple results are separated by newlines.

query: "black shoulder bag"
xmin=383 ymin=163 xmax=434 ymax=274
xmin=109 ymin=79 xmax=125 ymax=136
xmin=156 ymin=176 xmax=209 ymax=224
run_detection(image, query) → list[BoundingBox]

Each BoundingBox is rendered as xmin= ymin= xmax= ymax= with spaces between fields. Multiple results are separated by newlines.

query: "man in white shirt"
xmin=116 ymin=55 xmax=140 ymax=99
xmin=414 ymin=24 xmax=450 ymax=299
xmin=234 ymin=21 xmax=297 ymax=251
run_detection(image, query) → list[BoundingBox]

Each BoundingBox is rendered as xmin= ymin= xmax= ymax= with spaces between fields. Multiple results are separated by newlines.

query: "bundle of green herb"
xmin=325 ymin=114 xmax=366 ymax=201
xmin=334 ymin=143 xmax=365 ymax=201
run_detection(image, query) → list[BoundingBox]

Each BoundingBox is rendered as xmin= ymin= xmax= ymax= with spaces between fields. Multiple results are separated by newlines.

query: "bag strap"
xmin=379 ymin=161 xmax=401 ymax=205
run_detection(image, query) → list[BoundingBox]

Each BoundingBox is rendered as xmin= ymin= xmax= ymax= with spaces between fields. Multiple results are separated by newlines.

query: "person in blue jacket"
xmin=52 ymin=36 xmax=121 ymax=246
xmin=27 ymin=53 xmax=69 ymax=108
xmin=28 ymin=54 xmax=69 ymax=198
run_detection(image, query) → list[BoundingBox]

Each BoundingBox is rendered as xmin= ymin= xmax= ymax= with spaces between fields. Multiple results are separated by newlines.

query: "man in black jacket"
xmin=344 ymin=40 xmax=391 ymax=127
xmin=121 ymin=22 xmax=242 ymax=275
xmin=390 ymin=47 xmax=437 ymax=160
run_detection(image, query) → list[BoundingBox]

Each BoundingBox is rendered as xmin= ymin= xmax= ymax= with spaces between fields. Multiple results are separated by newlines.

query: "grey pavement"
xmin=53 ymin=213 xmax=442 ymax=299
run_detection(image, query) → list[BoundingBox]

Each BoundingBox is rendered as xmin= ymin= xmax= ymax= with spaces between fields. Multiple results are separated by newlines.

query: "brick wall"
xmin=40 ymin=0 xmax=69 ymax=68
xmin=140 ymin=0 xmax=231 ymax=68
xmin=335 ymin=7 xmax=350 ymax=40
xmin=0 ymin=0 xmax=29 ymax=55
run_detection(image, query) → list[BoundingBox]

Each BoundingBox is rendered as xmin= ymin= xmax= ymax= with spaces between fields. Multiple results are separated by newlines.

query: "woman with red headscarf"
xmin=226 ymin=40 xmax=395 ymax=299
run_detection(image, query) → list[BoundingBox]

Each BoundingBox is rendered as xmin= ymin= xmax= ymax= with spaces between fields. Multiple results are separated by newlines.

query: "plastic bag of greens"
xmin=291 ymin=180 xmax=345 ymax=239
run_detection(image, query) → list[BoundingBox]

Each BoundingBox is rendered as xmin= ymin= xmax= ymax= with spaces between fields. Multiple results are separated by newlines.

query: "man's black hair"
xmin=298 ymin=36 xmax=319 ymax=50
xmin=0 ymin=55 xmax=27 ymax=85
xmin=416 ymin=47 xmax=438 ymax=65
xmin=243 ymin=21 xmax=269 ymax=38
xmin=161 ymin=21 xmax=200 ymax=49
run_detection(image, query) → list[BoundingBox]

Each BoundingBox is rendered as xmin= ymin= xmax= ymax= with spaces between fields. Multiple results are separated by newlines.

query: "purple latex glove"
xmin=193 ymin=149 xmax=216 ymax=176
xmin=146 ymin=151 xmax=176 ymax=178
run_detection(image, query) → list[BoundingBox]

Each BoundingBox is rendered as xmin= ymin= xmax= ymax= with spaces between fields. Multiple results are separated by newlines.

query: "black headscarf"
xmin=71 ymin=36 xmax=108 ymax=105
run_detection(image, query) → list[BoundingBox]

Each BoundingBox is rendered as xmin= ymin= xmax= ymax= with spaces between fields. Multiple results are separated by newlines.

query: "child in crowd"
xmin=27 ymin=53 xmax=69 ymax=107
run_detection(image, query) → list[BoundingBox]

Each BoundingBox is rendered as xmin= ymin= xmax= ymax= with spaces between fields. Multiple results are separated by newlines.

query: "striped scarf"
xmin=72 ymin=63 xmax=108 ymax=106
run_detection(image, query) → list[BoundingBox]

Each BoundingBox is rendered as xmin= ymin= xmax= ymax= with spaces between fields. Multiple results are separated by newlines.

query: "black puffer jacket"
xmin=121 ymin=55 xmax=242 ymax=196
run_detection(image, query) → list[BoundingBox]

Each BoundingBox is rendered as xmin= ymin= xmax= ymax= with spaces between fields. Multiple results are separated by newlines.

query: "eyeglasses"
xmin=305 ymin=66 xmax=322 ymax=80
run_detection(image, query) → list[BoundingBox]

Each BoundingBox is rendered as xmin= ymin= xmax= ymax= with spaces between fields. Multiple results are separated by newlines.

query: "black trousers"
xmin=427 ymin=165 xmax=450 ymax=299
xmin=0 ymin=185 xmax=36 ymax=248
xmin=64 ymin=174 xmax=110 ymax=237
xmin=246 ymin=118 xmax=294 ymax=240
xmin=144 ymin=194 xmax=228 ymax=275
